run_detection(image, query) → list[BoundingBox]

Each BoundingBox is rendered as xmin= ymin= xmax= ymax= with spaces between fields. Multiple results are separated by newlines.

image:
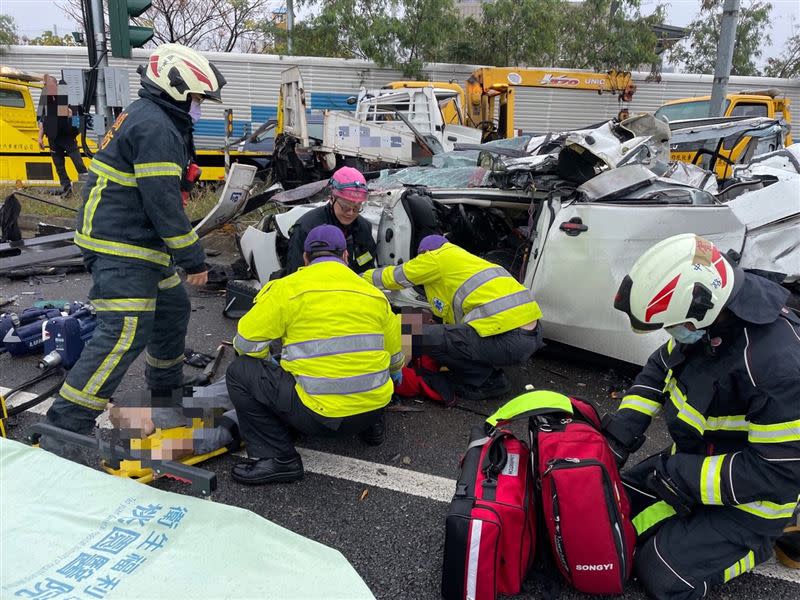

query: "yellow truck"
xmin=0 ymin=70 xmax=262 ymax=188
xmin=0 ymin=72 xmax=90 ymax=187
xmin=655 ymin=90 xmax=793 ymax=178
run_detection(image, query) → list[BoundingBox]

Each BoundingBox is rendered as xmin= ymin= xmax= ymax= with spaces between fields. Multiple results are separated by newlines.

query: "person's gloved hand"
xmin=600 ymin=414 xmax=640 ymax=470
xmin=390 ymin=370 xmax=403 ymax=386
xmin=184 ymin=348 xmax=214 ymax=368
xmin=605 ymin=434 xmax=630 ymax=470
xmin=646 ymin=454 xmax=694 ymax=517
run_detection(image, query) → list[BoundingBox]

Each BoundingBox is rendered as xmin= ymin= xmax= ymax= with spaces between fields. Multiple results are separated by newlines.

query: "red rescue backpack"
xmin=441 ymin=425 xmax=536 ymax=600
xmin=488 ymin=390 xmax=637 ymax=595
xmin=441 ymin=390 xmax=636 ymax=599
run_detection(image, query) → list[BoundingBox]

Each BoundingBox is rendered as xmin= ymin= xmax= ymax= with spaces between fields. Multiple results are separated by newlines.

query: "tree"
xmin=669 ymin=0 xmax=773 ymax=76
xmin=58 ymin=0 xmax=273 ymax=52
xmin=25 ymin=31 xmax=78 ymax=46
xmin=764 ymin=30 xmax=800 ymax=79
xmin=475 ymin=0 xmax=561 ymax=68
xmin=441 ymin=0 xmax=663 ymax=72
xmin=0 ymin=13 xmax=18 ymax=53
xmin=555 ymin=0 xmax=665 ymax=72
xmin=262 ymin=1 xmax=459 ymax=78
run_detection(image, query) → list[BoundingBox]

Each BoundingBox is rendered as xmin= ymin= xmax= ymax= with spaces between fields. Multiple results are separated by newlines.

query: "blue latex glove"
xmin=390 ymin=370 xmax=403 ymax=386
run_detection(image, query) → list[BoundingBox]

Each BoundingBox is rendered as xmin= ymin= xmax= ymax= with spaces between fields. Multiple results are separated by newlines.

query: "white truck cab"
xmin=279 ymin=67 xmax=481 ymax=167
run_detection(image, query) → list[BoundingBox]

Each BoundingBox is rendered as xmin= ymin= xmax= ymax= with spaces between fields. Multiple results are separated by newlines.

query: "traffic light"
xmin=108 ymin=0 xmax=154 ymax=59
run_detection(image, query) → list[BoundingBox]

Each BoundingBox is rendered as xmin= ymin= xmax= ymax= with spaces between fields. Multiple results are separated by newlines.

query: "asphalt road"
xmin=2 ymin=262 xmax=798 ymax=600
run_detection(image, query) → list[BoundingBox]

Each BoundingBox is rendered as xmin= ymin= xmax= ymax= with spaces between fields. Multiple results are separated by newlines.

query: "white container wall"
xmin=7 ymin=46 xmax=798 ymax=147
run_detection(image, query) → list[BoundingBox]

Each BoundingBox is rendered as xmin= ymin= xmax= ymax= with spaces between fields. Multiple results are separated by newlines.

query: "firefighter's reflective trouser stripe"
xmin=46 ymin=254 xmax=190 ymax=434
xmin=622 ymin=454 xmax=790 ymax=600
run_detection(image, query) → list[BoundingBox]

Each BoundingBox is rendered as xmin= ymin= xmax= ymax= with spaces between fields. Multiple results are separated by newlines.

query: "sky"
xmin=2 ymin=0 xmax=798 ymax=66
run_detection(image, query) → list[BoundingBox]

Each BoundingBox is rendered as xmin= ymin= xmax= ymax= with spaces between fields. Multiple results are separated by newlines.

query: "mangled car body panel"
xmin=239 ymin=121 xmax=799 ymax=366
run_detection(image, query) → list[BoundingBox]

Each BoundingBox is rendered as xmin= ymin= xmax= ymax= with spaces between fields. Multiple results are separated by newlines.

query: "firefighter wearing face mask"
xmin=284 ymin=166 xmax=377 ymax=275
xmin=41 ymin=44 xmax=226 ymax=457
xmin=603 ymin=233 xmax=800 ymax=599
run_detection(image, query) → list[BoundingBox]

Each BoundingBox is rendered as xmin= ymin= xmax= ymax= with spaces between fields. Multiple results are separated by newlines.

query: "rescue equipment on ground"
xmin=441 ymin=423 xmax=536 ymax=600
xmin=441 ymin=389 xmax=636 ymax=599
xmin=28 ymin=384 xmax=238 ymax=494
xmin=39 ymin=304 xmax=98 ymax=369
xmin=1 ymin=306 xmax=63 ymax=356
xmin=527 ymin=394 xmax=636 ymax=594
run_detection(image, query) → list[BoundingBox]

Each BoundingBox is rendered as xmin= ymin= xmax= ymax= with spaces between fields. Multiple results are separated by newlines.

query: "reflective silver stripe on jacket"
xmin=283 ymin=334 xmax=384 ymax=361
xmin=393 ymin=265 xmax=412 ymax=287
xmin=233 ymin=333 xmax=271 ymax=355
xmin=372 ymin=267 xmax=387 ymax=288
xmin=453 ymin=267 xmax=509 ymax=323
xmin=297 ymin=370 xmax=389 ymax=395
xmin=389 ymin=351 xmax=406 ymax=370
xmin=463 ymin=289 xmax=534 ymax=324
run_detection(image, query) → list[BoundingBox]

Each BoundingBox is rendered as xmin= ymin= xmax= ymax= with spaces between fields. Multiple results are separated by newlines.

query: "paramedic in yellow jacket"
xmin=365 ymin=235 xmax=543 ymax=400
xmin=226 ymin=225 xmax=404 ymax=485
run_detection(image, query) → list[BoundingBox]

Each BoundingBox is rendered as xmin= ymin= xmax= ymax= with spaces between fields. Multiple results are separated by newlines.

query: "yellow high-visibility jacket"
xmin=234 ymin=259 xmax=404 ymax=418
xmin=365 ymin=243 xmax=541 ymax=337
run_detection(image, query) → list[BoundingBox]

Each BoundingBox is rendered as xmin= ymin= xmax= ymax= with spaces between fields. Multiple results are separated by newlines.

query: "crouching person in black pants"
xmin=226 ymin=225 xmax=405 ymax=485
xmin=604 ymin=234 xmax=800 ymax=599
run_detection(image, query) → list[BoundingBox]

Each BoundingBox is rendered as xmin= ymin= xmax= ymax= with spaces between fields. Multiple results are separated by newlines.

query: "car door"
xmin=526 ymin=199 xmax=746 ymax=365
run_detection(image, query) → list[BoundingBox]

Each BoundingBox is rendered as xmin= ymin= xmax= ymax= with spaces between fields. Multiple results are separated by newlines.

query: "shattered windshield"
xmin=432 ymin=135 xmax=533 ymax=167
xmin=373 ymin=166 xmax=491 ymax=189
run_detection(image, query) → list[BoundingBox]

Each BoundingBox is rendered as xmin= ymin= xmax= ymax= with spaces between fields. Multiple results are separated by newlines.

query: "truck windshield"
xmin=655 ymin=99 xmax=730 ymax=122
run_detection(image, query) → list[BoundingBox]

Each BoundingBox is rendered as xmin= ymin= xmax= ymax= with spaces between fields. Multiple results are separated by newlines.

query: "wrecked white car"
xmin=237 ymin=120 xmax=799 ymax=366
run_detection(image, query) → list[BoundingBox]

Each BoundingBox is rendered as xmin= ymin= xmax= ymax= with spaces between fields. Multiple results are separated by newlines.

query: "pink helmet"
xmin=329 ymin=166 xmax=369 ymax=203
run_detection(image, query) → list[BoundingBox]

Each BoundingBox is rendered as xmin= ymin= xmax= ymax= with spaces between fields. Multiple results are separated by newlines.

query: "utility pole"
xmin=286 ymin=0 xmax=294 ymax=55
xmin=89 ymin=0 xmax=111 ymax=139
xmin=709 ymin=0 xmax=740 ymax=117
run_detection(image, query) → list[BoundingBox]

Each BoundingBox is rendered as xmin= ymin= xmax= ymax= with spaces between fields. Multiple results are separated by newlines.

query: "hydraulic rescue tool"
xmin=39 ymin=305 xmax=98 ymax=369
xmin=0 ymin=307 xmax=62 ymax=356
xmin=1 ymin=303 xmax=96 ymax=434
xmin=0 ymin=302 xmax=89 ymax=357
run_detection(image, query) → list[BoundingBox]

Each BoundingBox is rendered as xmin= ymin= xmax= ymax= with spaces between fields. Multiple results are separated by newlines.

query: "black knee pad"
xmin=635 ymin=534 xmax=706 ymax=600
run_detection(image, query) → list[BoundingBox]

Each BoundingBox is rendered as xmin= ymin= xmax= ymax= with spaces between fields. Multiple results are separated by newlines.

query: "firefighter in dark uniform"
xmin=604 ymin=233 xmax=800 ymax=599
xmin=284 ymin=166 xmax=377 ymax=275
xmin=42 ymin=44 xmax=227 ymax=450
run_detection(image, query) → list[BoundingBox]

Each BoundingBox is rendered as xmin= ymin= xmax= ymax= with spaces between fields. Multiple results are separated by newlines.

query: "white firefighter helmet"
xmin=143 ymin=43 xmax=225 ymax=103
xmin=614 ymin=234 xmax=737 ymax=331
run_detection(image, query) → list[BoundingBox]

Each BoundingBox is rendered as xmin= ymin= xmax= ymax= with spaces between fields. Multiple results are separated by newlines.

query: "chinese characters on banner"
xmin=14 ymin=500 xmax=189 ymax=599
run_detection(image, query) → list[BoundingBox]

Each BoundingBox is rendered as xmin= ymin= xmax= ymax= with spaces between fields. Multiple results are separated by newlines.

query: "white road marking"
xmin=297 ymin=447 xmax=455 ymax=503
xmin=753 ymin=557 xmax=800 ymax=584
xmin=3 ymin=387 xmax=799 ymax=584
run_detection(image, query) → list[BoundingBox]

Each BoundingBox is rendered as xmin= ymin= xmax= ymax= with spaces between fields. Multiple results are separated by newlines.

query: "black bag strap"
xmin=481 ymin=433 xmax=510 ymax=479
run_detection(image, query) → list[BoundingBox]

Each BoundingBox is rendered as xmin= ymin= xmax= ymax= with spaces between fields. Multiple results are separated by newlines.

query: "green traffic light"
xmin=129 ymin=26 xmax=155 ymax=48
xmin=109 ymin=0 xmax=154 ymax=59
xmin=126 ymin=0 xmax=152 ymax=18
